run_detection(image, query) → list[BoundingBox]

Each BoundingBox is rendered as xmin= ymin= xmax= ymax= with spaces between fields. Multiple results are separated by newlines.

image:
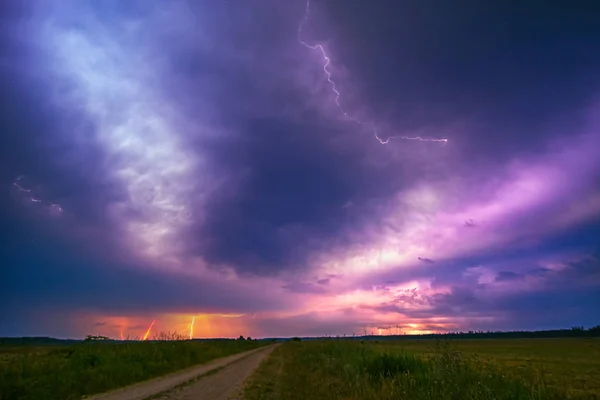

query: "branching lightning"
xmin=297 ymin=0 xmax=448 ymax=145
xmin=12 ymin=175 xmax=64 ymax=214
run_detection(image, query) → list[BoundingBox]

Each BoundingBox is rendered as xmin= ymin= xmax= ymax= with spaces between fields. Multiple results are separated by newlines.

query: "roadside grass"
xmin=244 ymin=339 xmax=600 ymax=400
xmin=0 ymin=335 xmax=267 ymax=400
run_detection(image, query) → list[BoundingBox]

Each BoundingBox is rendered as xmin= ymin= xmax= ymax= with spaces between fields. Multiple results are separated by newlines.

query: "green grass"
xmin=0 ymin=337 xmax=267 ymax=400
xmin=245 ymin=338 xmax=600 ymax=400
xmin=384 ymin=338 xmax=600 ymax=397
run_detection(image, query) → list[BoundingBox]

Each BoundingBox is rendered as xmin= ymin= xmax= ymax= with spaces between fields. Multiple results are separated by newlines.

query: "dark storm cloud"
xmin=1 ymin=72 xmax=120 ymax=232
xmin=0 ymin=0 xmax=337 ymax=336
xmin=2 ymin=237 xmax=288 ymax=317
xmin=182 ymin=0 xmax=600 ymax=278
xmin=196 ymin=119 xmax=388 ymax=275
xmin=1 ymin=0 xmax=599 ymax=338
xmin=323 ymin=0 xmax=600 ymax=160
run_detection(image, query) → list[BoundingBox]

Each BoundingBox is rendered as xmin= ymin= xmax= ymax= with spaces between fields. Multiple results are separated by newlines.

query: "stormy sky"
xmin=1 ymin=0 xmax=599 ymax=339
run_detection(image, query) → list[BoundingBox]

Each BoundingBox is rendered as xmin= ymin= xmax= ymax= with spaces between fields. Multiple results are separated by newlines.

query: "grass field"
xmin=244 ymin=338 xmax=600 ymax=400
xmin=0 ymin=337 xmax=267 ymax=400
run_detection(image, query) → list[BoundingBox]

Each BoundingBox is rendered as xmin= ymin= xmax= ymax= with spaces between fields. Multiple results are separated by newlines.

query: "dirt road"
xmin=153 ymin=344 xmax=277 ymax=400
xmin=85 ymin=344 xmax=277 ymax=400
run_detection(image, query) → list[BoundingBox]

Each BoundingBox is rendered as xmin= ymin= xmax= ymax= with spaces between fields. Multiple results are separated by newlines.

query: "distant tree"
xmin=291 ymin=337 xmax=301 ymax=342
xmin=571 ymin=326 xmax=585 ymax=331
xmin=247 ymin=336 xmax=252 ymax=341
xmin=237 ymin=335 xmax=245 ymax=341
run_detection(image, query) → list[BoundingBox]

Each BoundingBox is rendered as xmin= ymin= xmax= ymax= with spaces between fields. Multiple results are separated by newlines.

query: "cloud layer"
xmin=1 ymin=0 xmax=599 ymax=338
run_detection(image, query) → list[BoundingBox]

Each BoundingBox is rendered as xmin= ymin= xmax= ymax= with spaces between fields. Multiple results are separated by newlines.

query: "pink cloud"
xmin=308 ymin=123 xmax=600 ymax=280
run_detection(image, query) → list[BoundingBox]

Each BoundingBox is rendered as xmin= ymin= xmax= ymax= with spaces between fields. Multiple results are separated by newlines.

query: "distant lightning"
xmin=297 ymin=0 xmax=448 ymax=145
xmin=13 ymin=176 xmax=31 ymax=193
xmin=189 ymin=316 xmax=195 ymax=340
xmin=49 ymin=203 xmax=63 ymax=213
xmin=142 ymin=320 xmax=155 ymax=341
xmin=12 ymin=175 xmax=64 ymax=214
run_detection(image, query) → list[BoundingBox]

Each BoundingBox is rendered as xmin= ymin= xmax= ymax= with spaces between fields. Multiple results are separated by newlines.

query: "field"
xmin=3 ymin=336 xmax=598 ymax=400
xmin=0 ymin=337 xmax=267 ymax=400
xmin=244 ymin=338 xmax=600 ymax=400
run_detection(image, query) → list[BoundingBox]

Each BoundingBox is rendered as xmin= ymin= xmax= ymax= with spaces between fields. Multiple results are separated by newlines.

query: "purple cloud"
xmin=1 ymin=0 xmax=599 ymax=339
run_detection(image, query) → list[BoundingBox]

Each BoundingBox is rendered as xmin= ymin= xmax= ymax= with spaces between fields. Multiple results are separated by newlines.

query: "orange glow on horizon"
xmin=87 ymin=310 xmax=457 ymax=340
xmin=90 ymin=313 xmax=253 ymax=340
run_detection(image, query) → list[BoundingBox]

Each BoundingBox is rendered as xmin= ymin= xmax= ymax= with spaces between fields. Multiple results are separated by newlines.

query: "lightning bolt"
xmin=12 ymin=175 xmax=31 ymax=193
xmin=12 ymin=175 xmax=64 ymax=213
xmin=189 ymin=316 xmax=195 ymax=340
xmin=297 ymin=0 xmax=448 ymax=145
xmin=142 ymin=320 xmax=155 ymax=341
xmin=120 ymin=330 xmax=125 ymax=341
xmin=49 ymin=203 xmax=63 ymax=213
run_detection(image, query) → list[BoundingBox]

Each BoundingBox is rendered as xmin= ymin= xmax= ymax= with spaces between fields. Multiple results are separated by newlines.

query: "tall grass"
xmin=0 ymin=334 xmax=267 ymax=400
xmin=245 ymin=340 xmax=598 ymax=400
